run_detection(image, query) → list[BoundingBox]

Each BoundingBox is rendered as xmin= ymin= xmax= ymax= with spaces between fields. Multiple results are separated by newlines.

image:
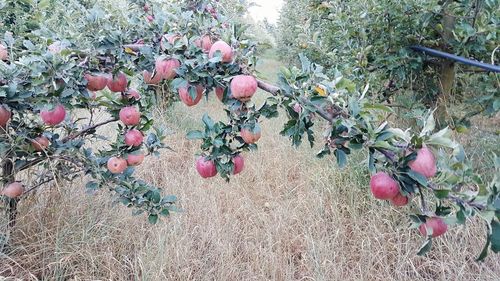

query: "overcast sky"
xmin=248 ymin=0 xmax=283 ymax=24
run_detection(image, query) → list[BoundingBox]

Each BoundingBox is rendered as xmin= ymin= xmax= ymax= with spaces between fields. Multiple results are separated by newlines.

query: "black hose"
xmin=409 ymin=45 xmax=500 ymax=73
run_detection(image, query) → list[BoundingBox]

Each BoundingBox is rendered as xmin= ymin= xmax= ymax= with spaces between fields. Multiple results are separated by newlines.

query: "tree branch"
xmin=63 ymin=118 xmax=118 ymax=143
xmin=428 ymin=183 xmax=486 ymax=210
xmin=256 ymin=79 xmax=347 ymax=123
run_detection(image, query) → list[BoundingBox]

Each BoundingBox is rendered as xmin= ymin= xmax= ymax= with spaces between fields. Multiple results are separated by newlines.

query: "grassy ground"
xmin=1 ymin=53 xmax=500 ymax=280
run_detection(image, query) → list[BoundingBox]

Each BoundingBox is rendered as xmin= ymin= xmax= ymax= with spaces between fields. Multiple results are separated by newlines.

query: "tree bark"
xmin=1 ymin=140 xmax=16 ymax=252
xmin=435 ymin=2 xmax=456 ymax=127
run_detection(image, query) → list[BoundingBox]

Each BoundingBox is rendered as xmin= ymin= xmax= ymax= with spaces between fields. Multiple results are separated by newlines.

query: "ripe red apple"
xmin=119 ymin=106 xmax=141 ymax=126
xmin=2 ymin=182 xmax=24 ymax=198
xmin=390 ymin=192 xmax=409 ymax=207
xmin=209 ymin=40 xmax=233 ymax=63
xmin=408 ymin=147 xmax=437 ymax=178
xmin=146 ymin=15 xmax=154 ymax=22
xmin=125 ymin=88 xmax=141 ymax=100
xmin=127 ymin=151 xmax=145 ymax=166
xmin=31 ymin=136 xmax=50 ymax=152
xmin=143 ymin=70 xmax=162 ymax=85
xmin=233 ymin=154 xmax=245 ymax=175
xmin=0 ymin=44 xmax=8 ymax=61
xmin=48 ymin=41 xmax=65 ymax=54
xmin=40 ymin=104 xmax=66 ymax=126
xmin=107 ymin=72 xmax=128 ymax=93
xmin=241 ymin=123 xmax=262 ymax=144
xmin=160 ymin=34 xmax=181 ymax=51
xmin=155 ymin=58 xmax=180 ymax=80
xmin=195 ymin=35 xmax=213 ymax=53
xmin=143 ymin=4 xmax=150 ymax=12
xmin=196 ymin=157 xmax=217 ymax=178
xmin=107 ymin=157 xmax=128 ymax=174
xmin=215 ymin=87 xmax=225 ymax=101
xmin=0 ymin=105 xmax=12 ymax=128
xmin=85 ymin=73 xmax=108 ymax=91
xmin=230 ymin=75 xmax=258 ymax=102
xmin=419 ymin=217 xmax=448 ymax=238
xmin=293 ymin=103 xmax=302 ymax=113
xmin=178 ymin=85 xmax=204 ymax=107
xmin=369 ymin=172 xmax=400 ymax=200
xmin=124 ymin=129 xmax=144 ymax=147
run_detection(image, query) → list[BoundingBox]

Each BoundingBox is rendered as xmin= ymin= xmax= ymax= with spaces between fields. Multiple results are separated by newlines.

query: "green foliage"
xmin=276 ymin=0 xmax=499 ymax=126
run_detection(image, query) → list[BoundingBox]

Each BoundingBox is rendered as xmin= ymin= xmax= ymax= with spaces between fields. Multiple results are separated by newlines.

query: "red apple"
xmin=408 ymin=147 xmax=437 ymax=178
xmin=160 ymin=34 xmax=181 ymax=51
xmin=48 ymin=41 xmax=65 ymax=54
xmin=143 ymin=70 xmax=162 ymax=85
xmin=230 ymin=75 xmax=258 ymax=102
xmin=124 ymin=129 xmax=144 ymax=147
xmin=107 ymin=72 xmax=128 ymax=93
xmin=209 ymin=40 xmax=233 ymax=63
xmin=143 ymin=4 xmax=150 ymax=12
xmin=215 ymin=87 xmax=225 ymax=101
xmin=155 ymin=57 xmax=180 ymax=80
xmin=419 ymin=217 xmax=448 ymax=238
xmin=0 ymin=44 xmax=8 ymax=61
xmin=119 ymin=106 xmax=141 ymax=126
xmin=125 ymin=88 xmax=141 ymax=100
xmin=369 ymin=172 xmax=400 ymax=200
xmin=107 ymin=157 xmax=128 ymax=174
xmin=390 ymin=192 xmax=409 ymax=207
xmin=31 ymin=136 xmax=50 ymax=152
xmin=233 ymin=154 xmax=245 ymax=175
xmin=240 ymin=123 xmax=262 ymax=144
xmin=85 ymin=73 xmax=108 ymax=91
xmin=146 ymin=15 xmax=154 ymax=22
xmin=178 ymin=84 xmax=204 ymax=106
xmin=196 ymin=157 xmax=217 ymax=178
xmin=0 ymin=104 xmax=12 ymax=128
xmin=2 ymin=182 xmax=24 ymax=198
xmin=127 ymin=151 xmax=145 ymax=166
xmin=40 ymin=104 xmax=66 ymax=126
xmin=293 ymin=103 xmax=302 ymax=113
xmin=195 ymin=35 xmax=213 ymax=53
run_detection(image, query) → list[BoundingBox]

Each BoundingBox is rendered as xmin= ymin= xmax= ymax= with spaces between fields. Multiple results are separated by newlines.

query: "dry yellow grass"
xmin=1 ymin=56 xmax=500 ymax=280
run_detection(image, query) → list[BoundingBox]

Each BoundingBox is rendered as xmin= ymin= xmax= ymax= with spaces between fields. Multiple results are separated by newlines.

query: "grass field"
xmin=1 ymin=53 xmax=500 ymax=280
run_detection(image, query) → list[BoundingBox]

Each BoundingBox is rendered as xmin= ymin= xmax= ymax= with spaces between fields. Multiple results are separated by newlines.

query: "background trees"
xmin=276 ymin=0 xmax=499 ymax=127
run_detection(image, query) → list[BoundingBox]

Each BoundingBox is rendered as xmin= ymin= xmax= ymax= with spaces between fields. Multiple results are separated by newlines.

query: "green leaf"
xmin=417 ymin=238 xmax=433 ymax=256
xmin=363 ymin=104 xmax=394 ymax=113
xmin=420 ymin=110 xmax=436 ymax=137
xmin=433 ymin=189 xmax=450 ymax=199
xmin=85 ymin=181 xmax=99 ymax=190
xmin=334 ymin=149 xmax=347 ymax=168
xmin=186 ymin=130 xmax=204 ymax=140
xmin=202 ymin=114 xmax=215 ymax=130
xmin=406 ymin=170 xmax=428 ymax=187
xmin=491 ymin=220 xmax=500 ymax=253
xmin=368 ymin=149 xmax=375 ymax=173
xmin=476 ymin=233 xmax=491 ymax=262
xmin=148 ymin=214 xmax=159 ymax=224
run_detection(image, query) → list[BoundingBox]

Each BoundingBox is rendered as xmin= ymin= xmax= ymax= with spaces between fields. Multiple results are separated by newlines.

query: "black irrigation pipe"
xmin=410 ymin=45 xmax=500 ymax=73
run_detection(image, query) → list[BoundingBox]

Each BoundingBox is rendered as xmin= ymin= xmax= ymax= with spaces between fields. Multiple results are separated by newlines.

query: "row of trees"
xmin=276 ymin=0 xmax=499 ymax=127
xmin=0 ymin=0 xmax=498 ymax=259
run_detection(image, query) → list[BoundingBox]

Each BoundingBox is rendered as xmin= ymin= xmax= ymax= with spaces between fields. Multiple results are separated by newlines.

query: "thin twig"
xmin=63 ymin=118 xmax=118 ymax=142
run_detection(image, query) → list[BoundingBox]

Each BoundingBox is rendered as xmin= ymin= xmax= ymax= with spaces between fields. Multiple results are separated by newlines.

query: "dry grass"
xmin=1 ymin=56 xmax=500 ymax=281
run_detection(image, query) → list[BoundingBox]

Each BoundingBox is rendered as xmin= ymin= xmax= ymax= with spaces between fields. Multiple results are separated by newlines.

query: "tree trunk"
xmin=435 ymin=2 xmax=456 ymax=127
xmin=1 ymin=139 xmax=16 ymax=252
